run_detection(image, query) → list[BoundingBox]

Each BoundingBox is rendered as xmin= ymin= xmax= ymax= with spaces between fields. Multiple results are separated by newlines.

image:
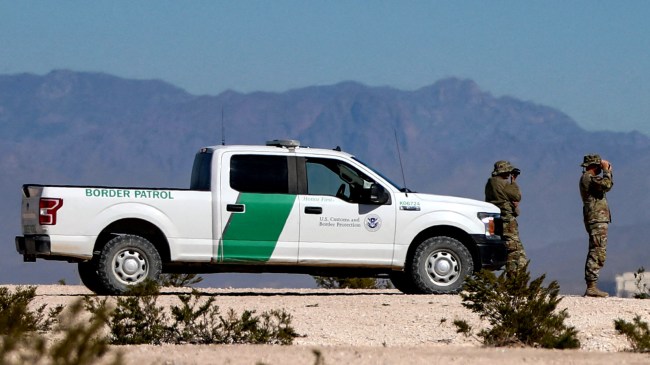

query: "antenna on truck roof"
xmin=394 ymin=129 xmax=409 ymax=197
xmin=221 ymin=107 xmax=226 ymax=145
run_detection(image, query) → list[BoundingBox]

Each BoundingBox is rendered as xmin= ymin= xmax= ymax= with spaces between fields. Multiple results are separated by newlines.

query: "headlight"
xmin=477 ymin=212 xmax=500 ymax=237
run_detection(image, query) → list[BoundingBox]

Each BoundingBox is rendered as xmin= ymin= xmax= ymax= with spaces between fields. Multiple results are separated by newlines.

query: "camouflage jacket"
xmin=580 ymin=169 xmax=613 ymax=224
xmin=485 ymin=176 xmax=521 ymax=221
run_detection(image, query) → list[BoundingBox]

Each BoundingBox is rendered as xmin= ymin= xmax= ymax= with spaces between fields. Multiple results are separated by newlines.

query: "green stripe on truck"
xmin=221 ymin=193 xmax=296 ymax=262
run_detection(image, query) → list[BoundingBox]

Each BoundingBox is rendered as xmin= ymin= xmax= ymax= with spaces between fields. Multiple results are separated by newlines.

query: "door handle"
xmin=304 ymin=206 xmax=322 ymax=214
xmin=227 ymin=204 xmax=245 ymax=212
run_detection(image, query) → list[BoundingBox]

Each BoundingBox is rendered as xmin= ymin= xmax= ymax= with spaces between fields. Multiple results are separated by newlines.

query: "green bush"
xmin=169 ymin=290 xmax=297 ymax=345
xmin=452 ymin=319 xmax=473 ymax=337
xmin=111 ymin=281 xmax=170 ymax=345
xmin=460 ymin=265 xmax=580 ymax=349
xmin=614 ymin=315 xmax=650 ymax=353
xmin=85 ymin=280 xmax=299 ymax=346
xmin=0 ymin=286 xmax=59 ymax=364
xmin=0 ymin=286 xmax=63 ymax=335
xmin=168 ymin=290 xmax=218 ymax=344
xmin=48 ymin=299 xmax=123 ymax=365
xmin=218 ymin=308 xmax=297 ymax=345
xmin=87 ymin=280 xmax=170 ymax=345
xmin=0 ymin=286 xmax=120 ymax=365
xmin=313 ymin=276 xmax=392 ymax=289
xmin=2 ymin=282 xmax=297 ymax=362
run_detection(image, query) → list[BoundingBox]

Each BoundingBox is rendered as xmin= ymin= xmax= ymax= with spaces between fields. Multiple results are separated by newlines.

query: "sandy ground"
xmin=5 ymin=285 xmax=650 ymax=364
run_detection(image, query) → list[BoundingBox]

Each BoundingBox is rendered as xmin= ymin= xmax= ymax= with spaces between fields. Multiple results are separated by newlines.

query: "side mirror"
xmin=368 ymin=184 xmax=389 ymax=205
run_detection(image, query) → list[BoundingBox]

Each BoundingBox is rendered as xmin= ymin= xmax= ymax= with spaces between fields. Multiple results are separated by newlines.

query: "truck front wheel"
xmin=410 ymin=236 xmax=473 ymax=294
xmin=96 ymin=234 xmax=162 ymax=295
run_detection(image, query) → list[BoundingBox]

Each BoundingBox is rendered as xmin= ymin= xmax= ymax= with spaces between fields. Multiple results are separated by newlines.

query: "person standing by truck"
xmin=579 ymin=154 xmax=613 ymax=298
xmin=485 ymin=160 xmax=527 ymax=275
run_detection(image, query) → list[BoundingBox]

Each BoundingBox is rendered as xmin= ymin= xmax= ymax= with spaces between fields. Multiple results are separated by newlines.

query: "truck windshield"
xmin=352 ymin=157 xmax=402 ymax=191
xmin=190 ymin=150 xmax=213 ymax=191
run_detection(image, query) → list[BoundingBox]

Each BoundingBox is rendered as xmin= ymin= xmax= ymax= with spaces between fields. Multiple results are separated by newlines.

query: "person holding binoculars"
xmin=579 ymin=154 xmax=613 ymax=298
xmin=485 ymin=160 xmax=527 ymax=276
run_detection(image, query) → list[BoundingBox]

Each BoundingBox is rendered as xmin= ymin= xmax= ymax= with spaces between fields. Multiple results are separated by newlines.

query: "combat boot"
xmin=584 ymin=281 xmax=608 ymax=298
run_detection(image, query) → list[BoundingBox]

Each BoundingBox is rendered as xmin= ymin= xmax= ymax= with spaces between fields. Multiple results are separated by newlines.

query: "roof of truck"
xmin=201 ymin=139 xmax=355 ymax=158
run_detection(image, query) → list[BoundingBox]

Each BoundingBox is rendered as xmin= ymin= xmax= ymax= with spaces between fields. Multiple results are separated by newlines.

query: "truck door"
xmin=217 ymin=153 xmax=299 ymax=263
xmin=297 ymin=157 xmax=396 ymax=266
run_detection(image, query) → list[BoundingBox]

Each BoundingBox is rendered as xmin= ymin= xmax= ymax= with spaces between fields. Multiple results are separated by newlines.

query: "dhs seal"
xmin=365 ymin=214 xmax=382 ymax=232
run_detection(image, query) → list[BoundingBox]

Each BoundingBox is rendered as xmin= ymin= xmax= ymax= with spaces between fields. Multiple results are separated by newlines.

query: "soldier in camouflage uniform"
xmin=579 ymin=154 xmax=613 ymax=298
xmin=485 ymin=160 xmax=527 ymax=275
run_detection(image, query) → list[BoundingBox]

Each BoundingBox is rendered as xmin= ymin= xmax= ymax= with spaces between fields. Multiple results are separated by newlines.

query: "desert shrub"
xmin=460 ymin=264 xmax=580 ymax=349
xmin=314 ymin=276 xmax=392 ymax=289
xmin=614 ymin=315 xmax=650 ymax=353
xmin=0 ymin=286 xmax=63 ymax=334
xmin=48 ymin=299 xmax=123 ymax=365
xmin=170 ymin=290 xmax=297 ymax=345
xmin=218 ymin=308 xmax=297 ymax=345
xmin=633 ymin=267 xmax=649 ymax=299
xmin=86 ymin=281 xmax=299 ymax=345
xmin=85 ymin=280 xmax=169 ymax=345
xmin=0 ymin=287 xmax=46 ymax=364
xmin=0 ymin=286 xmax=120 ymax=365
xmin=110 ymin=281 xmax=170 ymax=345
xmin=159 ymin=273 xmax=204 ymax=287
xmin=452 ymin=319 xmax=473 ymax=337
xmin=168 ymin=290 xmax=219 ymax=344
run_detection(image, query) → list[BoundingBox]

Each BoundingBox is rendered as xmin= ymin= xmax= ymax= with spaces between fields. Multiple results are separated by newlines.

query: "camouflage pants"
xmin=585 ymin=222 xmax=608 ymax=283
xmin=503 ymin=219 xmax=527 ymax=274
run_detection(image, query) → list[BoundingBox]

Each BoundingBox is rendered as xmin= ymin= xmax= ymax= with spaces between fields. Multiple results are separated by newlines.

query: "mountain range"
xmin=1 ymin=70 xmax=648 ymax=294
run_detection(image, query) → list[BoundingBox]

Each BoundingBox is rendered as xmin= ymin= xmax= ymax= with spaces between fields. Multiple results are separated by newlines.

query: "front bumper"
xmin=15 ymin=235 xmax=51 ymax=262
xmin=470 ymin=234 xmax=507 ymax=270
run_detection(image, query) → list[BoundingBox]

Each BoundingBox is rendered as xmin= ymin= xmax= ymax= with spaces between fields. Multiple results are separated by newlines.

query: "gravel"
xmin=6 ymin=285 xmax=650 ymax=364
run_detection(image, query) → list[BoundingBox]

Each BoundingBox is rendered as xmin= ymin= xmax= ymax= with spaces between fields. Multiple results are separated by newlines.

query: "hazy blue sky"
xmin=1 ymin=1 xmax=649 ymax=135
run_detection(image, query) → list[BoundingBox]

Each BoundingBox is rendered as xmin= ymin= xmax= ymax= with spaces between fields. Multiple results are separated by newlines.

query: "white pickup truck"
xmin=16 ymin=140 xmax=506 ymax=294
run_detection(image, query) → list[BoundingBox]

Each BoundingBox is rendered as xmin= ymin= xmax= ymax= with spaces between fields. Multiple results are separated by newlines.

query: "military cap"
xmin=492 ymin=160 xmax=515 ymax=176
xmin=581 ymin=154 xmax=602 ymax=167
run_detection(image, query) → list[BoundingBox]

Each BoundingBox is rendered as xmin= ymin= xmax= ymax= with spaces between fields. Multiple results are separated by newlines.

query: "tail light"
xmin=39 ymin=198 xmax=63 ymax=225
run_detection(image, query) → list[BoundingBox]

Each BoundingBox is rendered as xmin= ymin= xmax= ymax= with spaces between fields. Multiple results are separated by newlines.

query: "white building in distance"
xmin=615 ymin=271 xmax=650 ymax=298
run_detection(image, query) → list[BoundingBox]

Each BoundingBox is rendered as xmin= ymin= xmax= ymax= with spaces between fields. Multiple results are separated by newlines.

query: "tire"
xmin=96 ymin=234 xmax=162 ymax=295
xmin=389 ymin=271 xmax=420 ymax=294
xmin=409 ymin=236 xmax=473 ymax=294
xmin=78 ymin=260 xmax=109 ymax=295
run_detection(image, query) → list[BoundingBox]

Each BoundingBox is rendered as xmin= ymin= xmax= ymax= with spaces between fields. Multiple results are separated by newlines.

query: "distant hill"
xmin=1 ymin=70 xmax=648 ymax=293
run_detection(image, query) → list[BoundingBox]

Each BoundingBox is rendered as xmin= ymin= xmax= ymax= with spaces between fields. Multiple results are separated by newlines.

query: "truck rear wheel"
xmin=78 ymin=260 xmax=107 ymax=294
xmin=409 ymin=236 xmax=473 ymax=294
xmin=96 ymin=234 xmax=162 ymax=295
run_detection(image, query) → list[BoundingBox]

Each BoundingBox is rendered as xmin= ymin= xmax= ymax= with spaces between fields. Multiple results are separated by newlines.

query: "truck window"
xmin=306 ymin=160 xmax=343 ymax=196
xmin=230 ymin=155 xmax=289 ymax=194
xmin=190 ymin=150 xmax=213 ymax=191
xmin=305 ymin=158 xmax=374 ymax=202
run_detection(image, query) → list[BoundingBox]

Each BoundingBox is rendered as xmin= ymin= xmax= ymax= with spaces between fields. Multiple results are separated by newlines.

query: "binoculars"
xmin=512 ymin=168 xmax=521 ymax=176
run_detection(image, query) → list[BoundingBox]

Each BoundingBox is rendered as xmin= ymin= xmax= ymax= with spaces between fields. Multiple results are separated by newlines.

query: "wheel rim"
xmin=112 ymin=248 xmax=149 ymax=285
xmin=425 ymin=249 xmax=461 ymax=287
